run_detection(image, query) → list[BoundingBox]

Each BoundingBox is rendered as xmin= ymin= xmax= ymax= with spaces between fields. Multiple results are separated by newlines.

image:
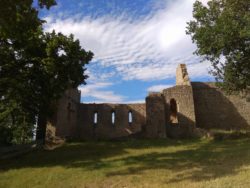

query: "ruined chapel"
xmin=46 ymin=64 xmax=250 ymax=140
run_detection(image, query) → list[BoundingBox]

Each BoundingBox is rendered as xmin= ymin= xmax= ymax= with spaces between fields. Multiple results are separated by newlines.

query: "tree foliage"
xmin=186 ymin=0 xmax=250 ymax=92
xmin=0 ymin=0 xmax=93 ymax=144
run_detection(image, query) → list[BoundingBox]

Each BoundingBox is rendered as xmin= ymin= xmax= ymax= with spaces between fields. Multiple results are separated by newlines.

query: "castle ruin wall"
xmin=46 ymin=64 xmax=250 ymax=141
xmin=77 ymin=103 xmax=146 ymax=140
xmin=162 ymin=86 xmax=196 ymax=127
xmin=145 ymin=93 xmax=166 ymax=138
xmin=192 ymin=82 xmax=250 ymax=130
xmin=162 ymin=85 xmax=196 ymax=138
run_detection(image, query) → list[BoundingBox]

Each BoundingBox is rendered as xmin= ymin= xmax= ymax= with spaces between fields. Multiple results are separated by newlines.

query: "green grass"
xmin=1 ymin=138 xmax=250 ymax=188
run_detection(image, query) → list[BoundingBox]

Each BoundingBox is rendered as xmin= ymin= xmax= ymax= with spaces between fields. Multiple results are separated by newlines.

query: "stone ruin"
xmin=46 ymin=64 xmax=250 ymax=141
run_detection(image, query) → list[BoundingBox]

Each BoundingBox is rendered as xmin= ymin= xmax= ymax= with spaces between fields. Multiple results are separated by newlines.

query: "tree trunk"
xmin=36 ymin=114 xmax=47 ymax=143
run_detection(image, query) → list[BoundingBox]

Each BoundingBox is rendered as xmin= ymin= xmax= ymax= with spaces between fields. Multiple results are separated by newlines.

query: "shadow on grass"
xmin=107 ymin=139 xmax=250 ymax=183
xmin=1 ymin=138 xmax=250 ymax=183
xmin=0 ymin=139 xmax=192 ymax=170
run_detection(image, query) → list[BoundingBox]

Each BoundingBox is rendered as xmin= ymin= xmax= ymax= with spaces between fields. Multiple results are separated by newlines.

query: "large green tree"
xmin=186 ymin=0 xmax=250 ymax=93
xmin=0 ymin=0 xmax=93 ymax=144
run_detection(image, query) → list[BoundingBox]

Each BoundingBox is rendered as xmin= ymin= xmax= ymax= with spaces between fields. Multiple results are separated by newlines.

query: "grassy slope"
xmin=1 ymin=138 xmax=250 ymax=188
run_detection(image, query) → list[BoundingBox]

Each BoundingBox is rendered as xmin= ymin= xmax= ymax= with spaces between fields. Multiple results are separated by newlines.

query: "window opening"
xmin=170 ymin=99 xmax=178 ymax=124
xmin=128 ymin=111 xmax=133 ymax=124
xmin=94 ymin=112 xmax=98 ymax=124
xmin=111 ymin=111 xmax=115 ymax=125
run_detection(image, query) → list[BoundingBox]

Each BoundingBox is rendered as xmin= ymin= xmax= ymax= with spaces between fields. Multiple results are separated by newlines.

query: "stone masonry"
xmin=47 ymin=64 xmax=250 ymax=140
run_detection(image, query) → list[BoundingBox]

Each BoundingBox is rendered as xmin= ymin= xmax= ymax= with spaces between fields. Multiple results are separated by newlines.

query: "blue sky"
xmin=40 ymin=0 xmax=213 ymax=103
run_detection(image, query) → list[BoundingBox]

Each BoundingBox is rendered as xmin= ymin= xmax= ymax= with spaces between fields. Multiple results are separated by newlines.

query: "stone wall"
xmin=176 ymin=64 xmax=191 ymax=86
xmin=192 ymin=82 xmax=250 ymax=130
xmin=144 ymin=85 xmax=197 ymax=139
xmin=47 ymin=64 xmax=250 ymax=141
xmin=145 ymin=93 xmax=166 ymax=138
xmin=162 ymin=86 xmax=196 ymax=138
xmin=51 ymin=89 xmax=81 ymax=139
xmin=77 ymin=103 xmax=146 ymax=140
xmin=162 ymin=85 xmax=196 ymax=126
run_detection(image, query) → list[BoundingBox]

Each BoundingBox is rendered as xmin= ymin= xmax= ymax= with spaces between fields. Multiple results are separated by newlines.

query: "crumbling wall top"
xmin=176 ymin=64 xmax=191 ymax=86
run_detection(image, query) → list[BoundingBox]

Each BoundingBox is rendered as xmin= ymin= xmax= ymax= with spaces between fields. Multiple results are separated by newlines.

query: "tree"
xmin=35 ymin=32 xmax=93 ymax=140
xmin=0 ymin=0 xmax=93 ymax=144
xmin=186 ymin=0 xmax=250 ymax=93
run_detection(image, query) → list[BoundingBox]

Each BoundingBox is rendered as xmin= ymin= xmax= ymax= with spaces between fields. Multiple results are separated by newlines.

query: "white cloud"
xmin=120 ymin=99 xmax=145 ymax=104
xmin=187 ymin=61 xmax=213 ymax=78
xmin=147 ymin=84 xmax=174 ymax=92
xmin=45 ymin=0 xmax=212 ymax=103
xmin=78 ymin=82 xmax=125 ymax=103
xmin=44 ymin=0 xmax=211 ymax=82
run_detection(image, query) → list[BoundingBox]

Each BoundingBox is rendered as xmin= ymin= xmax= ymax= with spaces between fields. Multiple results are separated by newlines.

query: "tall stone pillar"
xmin=145 ymin=92 xmax=166 ymax=138
xmin=176 ymin=64 xmax=191 ymax=86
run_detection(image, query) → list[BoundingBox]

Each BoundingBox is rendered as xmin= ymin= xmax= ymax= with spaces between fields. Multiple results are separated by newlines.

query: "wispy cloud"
xmin=78 ymin=82 xmax=125 ymax=103
xmin=44 ymin=0 xmax=211 ymax=82
xmin=147 ymin=84 xmax=174 ymax=92
xmin=44 ymin=0 xmax=211 ymax=103
xmin=122 ymin=99 xmax=145 ymax=104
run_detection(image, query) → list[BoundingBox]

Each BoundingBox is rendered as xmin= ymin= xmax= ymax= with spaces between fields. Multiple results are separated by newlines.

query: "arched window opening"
xmin=93 ymin=112 xmax=98 ymax=125
xmin=170 ymin=98 xmax=178 ymax=124
xmin=128 ymin=111 xmax=133 ymax=124
xmin=111 ymin=111 xmax=115 ymax=125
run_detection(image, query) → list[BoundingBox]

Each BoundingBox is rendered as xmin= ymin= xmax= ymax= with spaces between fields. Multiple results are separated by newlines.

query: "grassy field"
xmin=1 ymin=138 xmax=250 ymax=188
